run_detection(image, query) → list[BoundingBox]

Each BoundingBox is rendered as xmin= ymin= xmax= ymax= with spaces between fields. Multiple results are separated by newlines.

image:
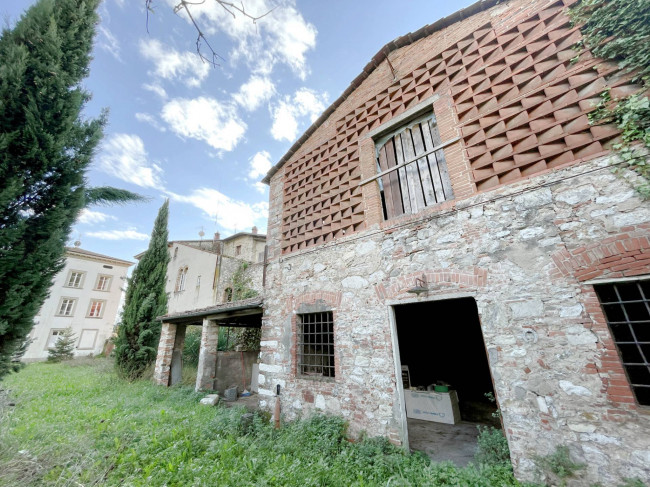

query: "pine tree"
xmin=47 ymin=327 xmax=76 ymax=362
xmin=114 ymin=200 xmax=170 ymax=379
xmin=0 ymin=0 xmax=104 ymax=380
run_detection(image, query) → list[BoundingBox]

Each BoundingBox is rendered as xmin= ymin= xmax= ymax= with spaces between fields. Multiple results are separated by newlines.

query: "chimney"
xmin=252 ymin=226 xmax=258 ymax=235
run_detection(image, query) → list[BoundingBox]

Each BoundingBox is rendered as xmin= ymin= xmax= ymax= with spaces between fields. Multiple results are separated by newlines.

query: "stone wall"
xmin=259 ymin=156 xmax=650 ymax=484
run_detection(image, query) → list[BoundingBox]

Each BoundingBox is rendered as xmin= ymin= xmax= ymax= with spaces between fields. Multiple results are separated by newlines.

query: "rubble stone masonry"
xmin=258 ymin=0 xmax=650 ymax=483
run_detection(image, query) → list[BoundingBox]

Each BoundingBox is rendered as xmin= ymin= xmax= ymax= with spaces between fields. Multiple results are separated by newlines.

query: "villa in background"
xmin=23 ymin=246 xmax=133 ymax=361
xmin=163 ymin=227 xmax=266 ymax=314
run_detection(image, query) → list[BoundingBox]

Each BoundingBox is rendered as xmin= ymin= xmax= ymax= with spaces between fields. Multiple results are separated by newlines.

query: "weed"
xmin=475 ymin=425 xmax=512 ymax=466
xmin=534 ymin=445 xmax=585 ymax=485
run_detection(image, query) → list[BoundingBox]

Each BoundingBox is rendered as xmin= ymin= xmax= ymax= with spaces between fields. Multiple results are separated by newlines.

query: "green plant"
xmin=0 ymin=0 xmax=145 ymax=381
xmin=569 ymin=0 xmax=650 ymax=197
xmin=46 ymin=328 xmax=76 ymax=363
xmin=182 ymin=326 xmax=202 ymax=366
xmin=230 ymin=261 xmax=258 ymax=301
xmin=475 ymin=425 xmax=512 ymax=467
xmin=114 ymin=200 xmax=170 ymax=380
xmin=485 ymin=391 xmax=502 ymax=419
xmin=534 ymin=445 xmax=585 ymax=484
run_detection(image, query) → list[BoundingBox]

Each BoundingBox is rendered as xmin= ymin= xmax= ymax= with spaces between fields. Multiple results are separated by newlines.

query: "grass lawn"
xmin=0 ymin=358 xmax=521 ymax=486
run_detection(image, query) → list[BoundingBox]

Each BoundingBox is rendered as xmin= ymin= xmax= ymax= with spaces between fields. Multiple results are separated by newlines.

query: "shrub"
xmin=46 ymin=328 xmax=76 ymax=362
xmin=475 ymin=425 xmax=512 ymax=466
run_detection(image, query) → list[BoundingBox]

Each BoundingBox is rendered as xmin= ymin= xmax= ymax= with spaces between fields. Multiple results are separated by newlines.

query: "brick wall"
xmin=260 ymin=0 xmax=650 ymax=484
xmin=273 ymin=0 xmax=641 ymax=257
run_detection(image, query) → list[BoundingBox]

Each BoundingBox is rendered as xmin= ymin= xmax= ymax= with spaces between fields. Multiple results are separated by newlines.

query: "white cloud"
xmin=142 ymin=83 xmax=168 ymax=100
xmin=97 ymin=133 xmax=164 ymax=189
xmin=170 ymin=0 xmax=317 ymax=79
xmin=139 ymin=38 xmax=211 ymax=87
xmin=87 ymin=228 xmax=149 ymax=241
xmin=270 ymin=88 xmax=328 ymax=141
xmin=168 ymin=188 xmax=268 ymax=232
xmin=161 ymin=97 xmax=246 ymax=152
xmin=248 ymin=150 xmax=273 ymax=179
xmin=253 ymin=181 xmax=267 ymax=194
xmin=135 ymin=112 xmax=167 ymax=132
xmin=233 ymin=76 xmax=275 ymax=111
xmin=97 ymin=25 xmax=121 ymax=61
xmin=77 ymin=209 xmax=117 ymax=225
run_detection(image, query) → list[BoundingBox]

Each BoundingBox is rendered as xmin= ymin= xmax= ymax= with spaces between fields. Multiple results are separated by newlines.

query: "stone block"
xmin=200 ymin=394 xmax=220 ymax=406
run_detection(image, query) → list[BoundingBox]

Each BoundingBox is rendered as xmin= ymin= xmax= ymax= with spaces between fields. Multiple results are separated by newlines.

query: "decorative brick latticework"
xmin=279 ymin=0 xmax=641 ymax=255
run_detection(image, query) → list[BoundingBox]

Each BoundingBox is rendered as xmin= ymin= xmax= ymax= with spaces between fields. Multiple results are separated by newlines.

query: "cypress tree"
xmin=0 ymin=0 xmax=104 ymax=379
xmin=114 ymin=200 xmax=170 ymax=379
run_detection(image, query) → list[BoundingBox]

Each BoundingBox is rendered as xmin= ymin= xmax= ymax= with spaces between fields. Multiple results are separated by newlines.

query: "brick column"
xmin=195 ymin=318 xmax=219 ymax=391
xmin=153 ymin=322 xmax=177 ymax=386
xmin=169 ymin=324 xmax=187 ymax=386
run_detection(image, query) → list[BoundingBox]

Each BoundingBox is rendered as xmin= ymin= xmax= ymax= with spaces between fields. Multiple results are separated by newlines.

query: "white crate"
xmin=404 ymin=390 xmax=461 ymax=424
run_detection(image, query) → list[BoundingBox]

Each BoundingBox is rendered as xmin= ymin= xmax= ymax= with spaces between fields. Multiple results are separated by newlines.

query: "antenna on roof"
xmin=73 ymin=233 xmax=82 ymax=248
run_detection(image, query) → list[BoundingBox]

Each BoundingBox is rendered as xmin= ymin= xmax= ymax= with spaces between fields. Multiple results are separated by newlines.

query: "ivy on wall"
xmin=569 ymin=0 xmax=650 ymax=196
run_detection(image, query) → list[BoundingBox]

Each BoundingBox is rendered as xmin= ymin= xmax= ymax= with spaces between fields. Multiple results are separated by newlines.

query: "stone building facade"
xmin=258 ymin=0 xmax=650 ymax=483
xmin=153 ymin=230 xmax=265 ymax=390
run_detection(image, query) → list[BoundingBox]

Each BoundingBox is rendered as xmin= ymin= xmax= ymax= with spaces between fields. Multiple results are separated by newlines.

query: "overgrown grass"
xmin=0 ymin=359 xmax=522 ymax=486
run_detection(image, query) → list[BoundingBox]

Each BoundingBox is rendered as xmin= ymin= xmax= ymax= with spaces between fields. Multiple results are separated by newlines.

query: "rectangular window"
xmin=95 ymin=275 xmax=112 ymax=291
xmin=298 ymin=311 xmax=335 ymax=378
xmin=57 ymin=298 xmax=76 ymax=316
xmin=594 ymin=280 xmax=650 ymax=406
xmin=66 ymin=271 xmax=84 ymax=288
xmin=87 ymin=300 xmax=105 ymax=318
xmin=373 ymin=112 xmax=453 ymax=220
xmin=46 ymin=329 xmax=65 ymax=349
xmin=77 ymin=329 xmax=98 ymax=350
xmin=236 ymin=245 xmax=242 ymax=256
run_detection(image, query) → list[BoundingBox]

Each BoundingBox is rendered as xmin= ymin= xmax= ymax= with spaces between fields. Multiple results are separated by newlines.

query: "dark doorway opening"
xmin=394 ymin=297 xmax=500 ymax=465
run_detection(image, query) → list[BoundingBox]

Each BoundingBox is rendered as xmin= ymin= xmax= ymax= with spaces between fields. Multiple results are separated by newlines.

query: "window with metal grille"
xmin=298 ymin=312 xmax=335 ymax=378
xmin=373 ymin=112 xmax=454 ymax=220
xmin=594 ymin=280 xmax=650 ymax=406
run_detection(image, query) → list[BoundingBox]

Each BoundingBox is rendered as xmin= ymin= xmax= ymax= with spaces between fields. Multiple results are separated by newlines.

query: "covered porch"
xmin=153 ymin=297 xmax=263 ymax=392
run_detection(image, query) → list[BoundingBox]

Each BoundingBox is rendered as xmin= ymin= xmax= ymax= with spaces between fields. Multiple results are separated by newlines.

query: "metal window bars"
xmin=298 ymin=312 xmax=335 ymax=378
xmin=594 ymin=280 xmax=650 ymax=406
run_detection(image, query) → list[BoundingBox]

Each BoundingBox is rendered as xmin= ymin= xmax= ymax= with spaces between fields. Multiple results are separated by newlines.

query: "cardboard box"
xmin=404 ymin=390 xmax=461 ymax=424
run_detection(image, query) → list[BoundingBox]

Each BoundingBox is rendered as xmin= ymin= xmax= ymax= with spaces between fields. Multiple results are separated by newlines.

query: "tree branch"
xmin=144 ymin=0 xmax=275 ymax=68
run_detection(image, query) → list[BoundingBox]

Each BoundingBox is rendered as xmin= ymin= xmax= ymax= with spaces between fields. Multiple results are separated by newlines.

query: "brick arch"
xmin=551 ymin=231 xmax=650 ymax=282
xmin=374 ymin=267 xmax=488 ymax=301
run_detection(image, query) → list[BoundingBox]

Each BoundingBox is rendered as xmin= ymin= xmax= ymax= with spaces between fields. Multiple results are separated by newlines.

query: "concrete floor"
xmin=408 ymin=418 xmax=487 ymax=466
xmin=220 ymin=391 xmax=260 ymax=411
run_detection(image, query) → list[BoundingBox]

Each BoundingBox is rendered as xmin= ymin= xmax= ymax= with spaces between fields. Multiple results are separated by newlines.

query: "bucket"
xmin=223 ymin=386 xmax=238 ymax=402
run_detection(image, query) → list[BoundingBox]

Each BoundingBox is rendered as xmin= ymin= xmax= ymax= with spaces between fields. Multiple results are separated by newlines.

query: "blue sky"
xmin=3 ymin=0 xmax=475 ymax=262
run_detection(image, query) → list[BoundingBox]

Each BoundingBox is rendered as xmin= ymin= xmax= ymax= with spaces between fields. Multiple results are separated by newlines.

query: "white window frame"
xmin=65 ymin=270 xmax=85 ymax=289
xmin=57 ymin=298 xmax=77 ymax=316
xmin=87 ymin=300 xmax=106 ymax=318
xmin=77 ymin=329 xmax=99 ymax=350
xmin=45 ymin=328 xmax=66 ymax=350
xmin=95 ymin=274 xmax=112 ymax=291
